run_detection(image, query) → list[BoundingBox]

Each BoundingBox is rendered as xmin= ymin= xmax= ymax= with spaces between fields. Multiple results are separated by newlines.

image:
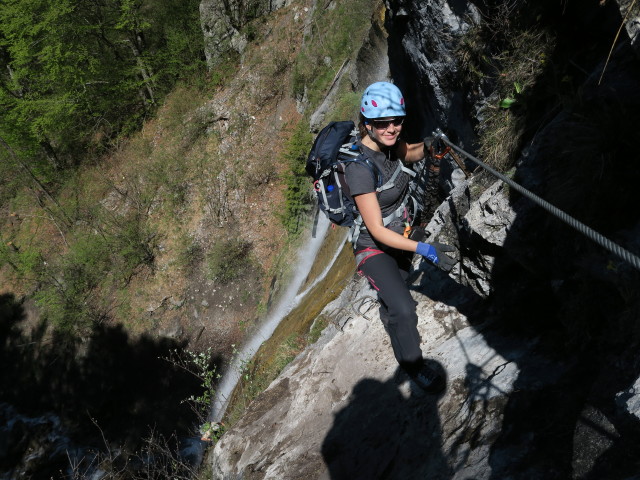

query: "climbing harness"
xmin=431 ymin=129 xmax=640 ymax=272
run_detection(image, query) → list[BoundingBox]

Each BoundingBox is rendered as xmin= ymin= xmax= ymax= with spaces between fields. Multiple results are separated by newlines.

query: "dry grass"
xmin=476 ymin=106 xmax=525 ymax=171
xmin=457 ymin=4 xmax=556 ymax=171
xmin=476 ymin=29 xmax=554 ymax=170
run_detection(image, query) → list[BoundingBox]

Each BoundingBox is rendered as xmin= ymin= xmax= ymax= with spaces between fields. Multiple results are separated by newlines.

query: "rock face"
xmin=384 ymin=0 xmax=481 ymax=143
xmin=200 ymin=0 xmax=294 ymax=67
xmin=211 ymin=266 xmax=519 ymax=479
xmin=211 ymin=0 xmax=640 ymax=478
xmin=211 ymin=161 xmax=640 ymax=478
xmin=212 ymin=168 xmax=640 ymax=479
xmin=309 ymin=1 xmax=389 ymax=131
xmin=617 ymin=0 xmax=640 ymax=56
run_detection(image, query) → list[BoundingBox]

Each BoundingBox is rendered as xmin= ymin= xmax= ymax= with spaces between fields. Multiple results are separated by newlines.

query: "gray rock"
xmin=617 ymin=0 xmax=640 ymax=57
xmin=385 ymin=0 xmax=481 ymax=141
xmin=616 ymin=375 xmax=640 ymax=420
xmin=199 ymin=0 xmax=294 ymax=68
xmin=210 ymin=268 xmax=536 ymax=479
xmin=199 ymin=0 xmax=244 ymax=68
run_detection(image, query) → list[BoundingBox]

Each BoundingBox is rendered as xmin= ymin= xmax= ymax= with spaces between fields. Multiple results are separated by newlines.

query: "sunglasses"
xmin=369 ymin=117 xmax=405 ymax=129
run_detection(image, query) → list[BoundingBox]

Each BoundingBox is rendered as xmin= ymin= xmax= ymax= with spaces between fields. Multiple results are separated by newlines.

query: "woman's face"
xmin=366 ymin=117 xmax=404 ymax=148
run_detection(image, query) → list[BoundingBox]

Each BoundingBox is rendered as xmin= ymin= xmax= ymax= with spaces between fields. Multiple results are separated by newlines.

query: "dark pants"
xmin=357 ymin=249 xmax=423 ymax=374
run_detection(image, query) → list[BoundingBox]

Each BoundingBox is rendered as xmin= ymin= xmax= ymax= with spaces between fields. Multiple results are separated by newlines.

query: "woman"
xmin=345 ymin=81 xmax=455 ymax=393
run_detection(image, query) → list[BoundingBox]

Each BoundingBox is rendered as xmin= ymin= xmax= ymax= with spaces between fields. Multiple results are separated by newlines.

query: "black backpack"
xmin=306 ymin=121 xmax=380 ymax=232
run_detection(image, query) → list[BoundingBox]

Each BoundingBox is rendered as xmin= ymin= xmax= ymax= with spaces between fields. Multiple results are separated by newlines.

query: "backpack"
xmin=306 ymin=120 xmax=424 ymax=243
xmin=306 ymin=121 xmax=380 ymax=233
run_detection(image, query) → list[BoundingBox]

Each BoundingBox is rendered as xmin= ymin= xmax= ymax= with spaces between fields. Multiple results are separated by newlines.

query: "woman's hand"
xmin=416 ymin=242 xmax=456 ymax=272
xmin=354 ymin=194 xmax=458 ymax=272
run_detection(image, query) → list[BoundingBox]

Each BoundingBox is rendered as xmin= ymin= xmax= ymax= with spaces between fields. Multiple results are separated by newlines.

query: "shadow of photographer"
xmin=321 ymin=368 xmax=451 ymax=480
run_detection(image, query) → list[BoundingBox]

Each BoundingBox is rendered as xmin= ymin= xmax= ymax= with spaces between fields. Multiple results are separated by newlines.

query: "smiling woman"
xmin=345 ymin=81 xmax=456 ymax=393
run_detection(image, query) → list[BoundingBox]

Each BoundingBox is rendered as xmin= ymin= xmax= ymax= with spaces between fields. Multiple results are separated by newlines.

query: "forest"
xmin=1 ymin=0 xmax=203 ymax=166
xmin=0 ymin=0 xmax=206 ymax=331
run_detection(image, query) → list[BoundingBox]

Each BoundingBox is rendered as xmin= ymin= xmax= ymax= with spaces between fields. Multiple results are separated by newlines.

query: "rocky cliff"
xmin=200 ymin=0 xmax=294 ymax=67
xmin=210 ymin=0 xmax=640 ymax=478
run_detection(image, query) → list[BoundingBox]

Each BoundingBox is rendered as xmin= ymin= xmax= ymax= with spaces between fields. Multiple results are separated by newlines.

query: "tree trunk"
xmin=40 ymin=138 xmax=61 ymax=170
xmin=126 ymin=37 xmax=155 ymax=105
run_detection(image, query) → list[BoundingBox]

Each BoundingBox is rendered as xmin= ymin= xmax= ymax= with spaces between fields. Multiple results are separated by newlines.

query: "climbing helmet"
xmin=360 ymin=81 xmax=406 ymax=119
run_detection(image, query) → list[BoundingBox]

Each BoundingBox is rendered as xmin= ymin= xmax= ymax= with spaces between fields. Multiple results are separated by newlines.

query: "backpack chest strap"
xmin=376 ymin=162 xmax=416 ymax=192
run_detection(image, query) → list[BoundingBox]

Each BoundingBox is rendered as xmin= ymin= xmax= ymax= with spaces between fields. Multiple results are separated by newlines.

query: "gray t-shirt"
xmin=344 ymin=141 xmax=413 ymax=251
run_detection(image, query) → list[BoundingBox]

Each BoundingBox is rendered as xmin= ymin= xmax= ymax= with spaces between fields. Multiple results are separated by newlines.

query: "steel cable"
xmin=433 ymin=130 xmax=640 ymax=272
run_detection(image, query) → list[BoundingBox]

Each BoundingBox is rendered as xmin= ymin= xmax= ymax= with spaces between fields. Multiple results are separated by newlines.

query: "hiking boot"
xmin=409 ymin=362 xmax=445 ymax=394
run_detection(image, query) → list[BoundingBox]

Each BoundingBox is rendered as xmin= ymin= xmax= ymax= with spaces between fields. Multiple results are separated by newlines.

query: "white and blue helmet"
xmin=360 ymin=81 xmax=406 ymax=119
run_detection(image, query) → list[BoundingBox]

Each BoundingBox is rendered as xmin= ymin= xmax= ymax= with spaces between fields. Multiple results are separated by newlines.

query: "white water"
xmin=210 ymin=214 xmax=344 ymax=422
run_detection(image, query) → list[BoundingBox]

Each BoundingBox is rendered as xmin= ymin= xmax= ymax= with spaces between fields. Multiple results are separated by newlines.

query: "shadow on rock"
xmin=321 ymin=368 xmax=451 ymax=480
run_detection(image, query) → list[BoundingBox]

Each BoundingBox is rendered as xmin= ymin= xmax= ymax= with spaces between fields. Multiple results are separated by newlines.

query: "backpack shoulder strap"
xmin=344 ymin=142 xmax=414 ymax=192
xmin=339 ymin=142 xmax=384 ymax=189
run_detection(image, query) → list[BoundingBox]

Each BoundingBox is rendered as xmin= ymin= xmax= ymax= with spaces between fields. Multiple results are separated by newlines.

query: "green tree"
xmin=34 ymin=234 xmax=112 ymax=332
xmin=280 ymin=122 xmax=313 ymax=235
xmin=0 ymin=0 xmax=105 ymax=166
xmin=0 ymin=0 xmax=204 ymax=173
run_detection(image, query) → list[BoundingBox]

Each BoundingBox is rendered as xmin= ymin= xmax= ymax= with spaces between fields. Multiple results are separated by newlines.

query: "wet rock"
xmin=0 ymin=405 xmax=84 ymax=480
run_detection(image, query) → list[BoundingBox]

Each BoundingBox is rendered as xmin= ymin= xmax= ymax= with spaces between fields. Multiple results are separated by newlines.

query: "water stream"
xmin=210 ymin=214 xmax=343 ymax=422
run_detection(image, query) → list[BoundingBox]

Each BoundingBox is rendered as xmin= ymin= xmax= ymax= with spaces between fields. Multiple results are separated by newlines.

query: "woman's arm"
xmin=353 ymin=192 xmax=419 ymax=252
xmin=354 ymin=190 xmax=458 ymax=271
xmin=395 ymin=139 xmax=424 ymax=163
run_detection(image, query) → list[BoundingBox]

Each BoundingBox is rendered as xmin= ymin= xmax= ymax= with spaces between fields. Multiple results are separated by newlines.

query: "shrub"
xmin=476 ymin=29 xmax=553 ymax=170
xmin=207 ymin=238 xmax=254 ymax=284
xmin=279 ymin=122 xmax=313 ymax=235
xmin=34 ymin=235 xmax=111 ymax=333
xmin=177 ymin=237 xmax=204 ymax=275
xmin=111 ymin=217 xmax=157 ymax=284
xmin=455 ymin=3 xmax=555 ymax=171
xmin=209 ymin=51 xmax=241 ymax=89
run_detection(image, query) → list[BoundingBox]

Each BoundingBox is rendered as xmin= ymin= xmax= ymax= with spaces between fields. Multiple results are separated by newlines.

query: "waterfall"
xmin=210 ymin=214 xmax=342 ymax=422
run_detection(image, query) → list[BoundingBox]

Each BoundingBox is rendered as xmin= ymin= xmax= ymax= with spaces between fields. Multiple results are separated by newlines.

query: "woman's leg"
xmin=358 ymin=251 xmax=423 ymax=372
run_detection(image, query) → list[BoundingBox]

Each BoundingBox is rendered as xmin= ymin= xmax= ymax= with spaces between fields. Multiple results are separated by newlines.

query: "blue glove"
xmin=416 ymin=241 xmax=456 ymax=272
